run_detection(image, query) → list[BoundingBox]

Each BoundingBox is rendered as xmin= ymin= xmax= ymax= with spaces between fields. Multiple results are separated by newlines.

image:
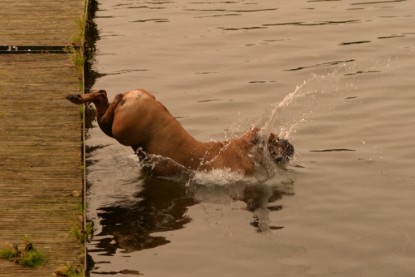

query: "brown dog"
xmin=67 ymin=89 xmax=294 ymax=177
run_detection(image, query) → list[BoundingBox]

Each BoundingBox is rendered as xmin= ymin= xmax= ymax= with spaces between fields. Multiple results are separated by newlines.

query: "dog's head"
xmin=267 ymin=133 xmax=294 ymax=164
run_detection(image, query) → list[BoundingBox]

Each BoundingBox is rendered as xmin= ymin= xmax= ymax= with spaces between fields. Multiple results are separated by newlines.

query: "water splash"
xmin=261 ymin=80 xmax=308 ymax=138
xmin=259 ymin=61 xmax=366 ymax=142
xmin=190 ymin=168 xmax=256 ymax=186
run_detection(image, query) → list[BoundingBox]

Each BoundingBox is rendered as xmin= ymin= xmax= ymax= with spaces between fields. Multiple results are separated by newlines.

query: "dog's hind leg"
xmin=66 ymin=90 xmax=124 ymax=138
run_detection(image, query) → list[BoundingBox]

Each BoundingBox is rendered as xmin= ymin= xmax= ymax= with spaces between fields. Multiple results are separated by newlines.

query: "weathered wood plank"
xmin=0 ymin=53 xmax=84 ymax=276
xmin=0 ymin=0 xmax=87 ymax=275
xmin=0 ymin=0 xmax=85 ymax=46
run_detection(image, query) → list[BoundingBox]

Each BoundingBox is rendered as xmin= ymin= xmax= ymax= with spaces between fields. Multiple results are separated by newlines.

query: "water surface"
xmin=86 ymin=0 xmax=415 ymax=276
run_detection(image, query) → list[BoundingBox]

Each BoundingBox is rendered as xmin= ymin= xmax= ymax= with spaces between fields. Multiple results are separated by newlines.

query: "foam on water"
xmin=190 ymin=168 xmax=256 ymax=186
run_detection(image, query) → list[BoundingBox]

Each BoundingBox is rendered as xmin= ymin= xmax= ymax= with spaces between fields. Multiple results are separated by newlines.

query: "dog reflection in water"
xmin=96 ymin=176 xmax=292 ymax=254
xmin=67 ymin=89 xmax=294 ymax=178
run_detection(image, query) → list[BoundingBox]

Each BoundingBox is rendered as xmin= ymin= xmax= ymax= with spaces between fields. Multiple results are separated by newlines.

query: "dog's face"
xmin=267 ymin=134 xmax=294 ymax=164
xmin=241 ymin=128 xmax=294 ymax=165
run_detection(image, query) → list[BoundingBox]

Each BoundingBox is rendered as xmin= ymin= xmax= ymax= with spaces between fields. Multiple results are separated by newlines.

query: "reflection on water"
xmin=92 ymin=170 xmax=294 ymax=255
xmin=93 ymin=177 xmax=196 ymax=254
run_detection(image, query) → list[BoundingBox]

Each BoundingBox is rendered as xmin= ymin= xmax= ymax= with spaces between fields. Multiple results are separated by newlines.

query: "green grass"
xmin=0 ymin=239 xmax=46 ymax=268
xmin=67 ymin=14 xmax=87 ymax=91
xmin=70 ymin=221 xmax=93 ymax=244
xmin=54 ymin=263 xmax=83 ymax=277
xmin=72 ymin=15 xmax=86 ymax=47
xmin=19 ymin=247 xmax=46 ymax=268
xmin=67 ymin=45 xmax=85 ymax=91
xmin=0 ymin=245 xmax=19 ymax=260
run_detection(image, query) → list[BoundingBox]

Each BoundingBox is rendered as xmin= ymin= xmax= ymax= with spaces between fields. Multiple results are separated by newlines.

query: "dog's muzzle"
xmin=267 ymin=137 xmax=294 ymax=164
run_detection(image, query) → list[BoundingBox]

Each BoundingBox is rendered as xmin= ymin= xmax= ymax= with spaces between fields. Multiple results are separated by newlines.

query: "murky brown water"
xmin=86 ymin=0 xmax=415 ymax=276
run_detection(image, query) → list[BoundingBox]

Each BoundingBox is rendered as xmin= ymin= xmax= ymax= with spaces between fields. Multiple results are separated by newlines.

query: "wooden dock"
xmin=0 ymin=1 xmax=87 ymax=276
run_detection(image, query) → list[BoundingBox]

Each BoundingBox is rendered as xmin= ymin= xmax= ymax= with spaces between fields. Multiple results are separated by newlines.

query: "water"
xmin=86 ymin=0 xmax=415 ymax=276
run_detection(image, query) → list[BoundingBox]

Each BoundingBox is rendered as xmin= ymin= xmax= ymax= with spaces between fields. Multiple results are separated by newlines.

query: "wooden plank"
xmin=0 ymin=53 xmax=84 ymax=276
xmin=0 ymin=0 xmax=85 ymax=46
xmin=0 ymin=0 xmax=88 ymax=275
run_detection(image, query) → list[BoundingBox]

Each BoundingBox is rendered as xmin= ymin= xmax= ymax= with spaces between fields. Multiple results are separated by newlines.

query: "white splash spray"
xmin=261 ymin=80 xmax=308 ymax=138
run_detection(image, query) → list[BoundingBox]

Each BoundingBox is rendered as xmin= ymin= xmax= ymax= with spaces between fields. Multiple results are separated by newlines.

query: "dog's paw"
xmin=66 ymin=94 xmax=83 ymax=104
